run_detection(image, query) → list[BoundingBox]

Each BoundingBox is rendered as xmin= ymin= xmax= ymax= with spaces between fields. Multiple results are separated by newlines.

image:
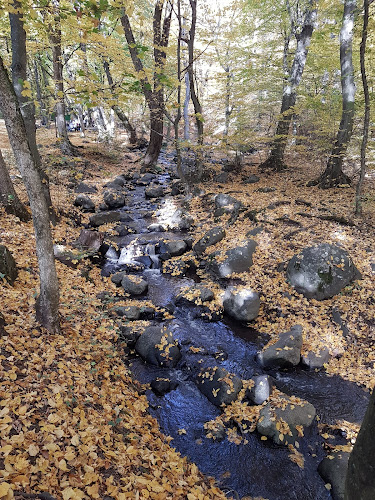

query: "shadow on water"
xmin=104 ymin=159 xmax=369 ymax=499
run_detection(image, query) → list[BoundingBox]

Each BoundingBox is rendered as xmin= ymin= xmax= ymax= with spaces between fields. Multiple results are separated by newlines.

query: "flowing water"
xmin=101 ymin=154 xmax=369 ymax=499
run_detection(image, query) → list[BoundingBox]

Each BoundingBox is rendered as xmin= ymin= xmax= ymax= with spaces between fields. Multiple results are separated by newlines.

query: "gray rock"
xmin=151 ymin=377 xmax=178 ymax=396
xmin=197 ymin=366 xmax=243 ymax=407
xmin=286 ymin=243 xmax=360 ymax=300
xmin=318 ymin=452 xmax=350 ymax=500
xmin=148 ymin=223 xmax=165 ymax=232
xmin=135 ymin=326 xmax=181 ymax=367
xmin=107 ymin=175 xmax=127 ymax=187
xmin=89 ymin=212 xmax=127 ymax=227
xmin=301 ymin=347 xmax=330 ymax=370
xmin=145 ymin=184 xmax=164 ymax=198
xmin=116 ymin=306 xmax=141 ymax=320
xmin=137 ymin=173 xmax=155 ymax=185
xmin=114 ymin=224 xmax=133 ymax=237
xmin=74 ymin=194 xmax=95 ymax=212
xmin=74 ymin=182 xmax=97 ymax=193
xmin=176 ymin=285 xmax=215 ymax=305
xmin=257 ymin=187 xmax=276 ymax=193
xmin=111 ymin=271 xmax=127 ymax=286
xmin=211 ymin=239 xmax=257 ymax=278
xmin=72 ymin=229 xmax=104 ymax=251
xmin=0 ymin=246 xmax=18 ymax=285
xmin=214 ymin=193 xmax=242 ymax=216
xmin=223 ymin=286 xmax=260 ymax=322
xmin=118 ymin=326 xmax=140 ymax=347
xmin=246 ymin=375 xmax=274 ymax=405
xmin=257 ymin=395 xmax=316 ymax=445
xmin=193 ymin=226 xmax=226 ymax=255
xmin=159 ymin=239 xmax=188 ymax=259
xmin=243 ymin=174 xmax=260 ymax=184
xmin=257 ymin=325 xmax=303 ymax=369
xmin=215 ymin=172 xmax=229 ymax=183
xmin=121 ymin=275 xmax=148 ymax=295
xmin=171 ymin=180 xmax=183 ymax=196
xmin=103 ymin=190 xmax=126 ymax=209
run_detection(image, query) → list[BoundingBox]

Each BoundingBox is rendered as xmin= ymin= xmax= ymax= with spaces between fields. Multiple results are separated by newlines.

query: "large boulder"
xmin=286 ymin=243 xmax=360 ymax=300
xmin=301 ymin=347 xmax=330 ymax=370
xmin=257 ymin=394 xmax=316 ymax=445
xmin=158 ymin=239 xmax=188 ymax=260
xmin=223 ymin=286 xmax=260 ymax=322
xmin=318 ymin=452 xmax=350 ymax=500
xmin=145 ymin=184 xmax=164 ymax=198
xmin=0 ymin=245 xmax=18 ymax=285
xmin=72 ymin=229 xmax=104 ymax=251
xmin=210 ymin=240 xmax=257 ymax=278
xmin=193 ymin=226 xmax=226 ymax=255
xmin=103 ymin=190 xmax=126 ymax=209
xmin=74 ymin=182 xmax=97 ymax=194
xmin=89 ymin=211 xmax=127 ymax=227
xmin=257 ymin=325 xmax=303 ymax=369
xmin=73 ymin=194 xmax=95 ymax=212
xmin=214 ymin=194 xmax=242 ymax=216
xmin=197 ymin=366 xmax=242 ymax=407
xmin=121 ymin=275 xmax=148 ymax=295
xmin=135 ymin=326 xmax=181 ymax=367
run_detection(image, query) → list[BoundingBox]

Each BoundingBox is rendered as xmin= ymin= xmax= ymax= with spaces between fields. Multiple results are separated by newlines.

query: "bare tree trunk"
xmin=188 ymin=0 xmax=203 ymax=146
xmin=314 ymin=0 xmax=356 ymax=188
xmin=77 ymin=104 xmax=86 ymax=137
xmin=261 ymin=0 xmax=318 ymax=171
xmin=103 ymin=60 xmax=138 ymax=145
xmin=9 ymin=2 xmax=57 ymax=224
xmin=0 ymin=149 xmax=30 ymax=222
xmin=223 ymin=64 xmax=233 ymax=138
xmin=184 ymin=71 xmax=190 ymax=140
xmin=355 ymin=0 xmax=370 ymax=214
xmin=121 ymin=1 xmax=172 ymax=169
xmin=48 ymin=0 xmax=76 ymax=155
xmin=34 ymin=59 xmax=48 ymax=126
xmin=345 ymin=387 xmax=375 ymax=499
xmin=0 ymin=55 xmax=60 ymax=333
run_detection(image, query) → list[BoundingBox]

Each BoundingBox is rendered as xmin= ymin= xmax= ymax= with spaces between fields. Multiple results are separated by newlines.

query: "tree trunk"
xmin=261 ymin=0 xmax=318 ymax=171
xmin=9 ymin=2 xmax=57 ymax=224
xmin=0 ymin=56 xmax=60 ymax=333
xmin=121 ymin=1 xmax=172 ymax=169
xmin=0 ymin=149 xmax=31 ymax=222
xmin=314 ymin=0 xmax=356 ymax=188
xmin=345 ymin=388 xmax=375 ymax=499
xmin=355 ymin=0 xmax=370 ymax=215
xmin=34 ymin=59 xmax=48 ymax=126
xmin=48 ymin=0 xmax=76 ymax=155
xmin=103 ymin=60 xmax=138 ymax=145
xmin=184 ymin=71 xmax=191 ymax=140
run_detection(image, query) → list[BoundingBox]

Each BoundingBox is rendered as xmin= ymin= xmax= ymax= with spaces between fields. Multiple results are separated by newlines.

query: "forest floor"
xmin=0 ymin=122 xmax=374 ymax=500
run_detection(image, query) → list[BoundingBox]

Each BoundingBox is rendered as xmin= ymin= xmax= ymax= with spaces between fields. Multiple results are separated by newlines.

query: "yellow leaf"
xmin=58 ymin=459 xmax=68 ymax=471
xmin=0 ymin=445 xmax=13 ymax=456
xmin=28 ymin=444 xmax=39 ymax=456
xmin=260 ymin=436 xmax=267 ymax=441
xmin=21 ymin=90 xmax=32 ymax=98
xmin=71 ymin=435 xmax=80 ymax=446
xmin=64 ymin=450 xmax=76 ymax=461
xmin=0 ymin=482 xmax=12 ymax=497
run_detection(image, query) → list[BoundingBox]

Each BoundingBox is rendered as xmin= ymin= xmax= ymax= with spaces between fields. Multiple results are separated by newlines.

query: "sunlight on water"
xmin=118 ymin=242 xmax=143 ymax=265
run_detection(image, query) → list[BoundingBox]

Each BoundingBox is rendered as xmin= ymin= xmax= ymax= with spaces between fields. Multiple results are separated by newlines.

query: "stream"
xmin=99 ymin=153 xmax=369 ymax=499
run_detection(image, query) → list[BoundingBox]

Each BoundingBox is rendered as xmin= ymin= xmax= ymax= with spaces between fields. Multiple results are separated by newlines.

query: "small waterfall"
xmin=145 ymin=243 xmax=160 ymax=269
xmin=118 ymin=242 xmax=142 ymax=265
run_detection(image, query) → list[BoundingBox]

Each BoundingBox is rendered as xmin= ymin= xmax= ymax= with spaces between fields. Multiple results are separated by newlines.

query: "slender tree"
xmin=0 ymin=55 xmax=60 ymax=333
xmin=312 ymin=0 xmax=356 ymax=188
xmin=9 ymin=0 xmax=57 ymax=223
xmin=355 ymin=0 xmax=371 ymax=214
xmin=121 ymin=1 xmax=173 ymax=170
xmin=260 ymin=0 xmax=318 ymax=171
xmin=103 ymin=60 xmax=138 ymax=145
xmin=0 ymin=149 xmax=31 ymax=222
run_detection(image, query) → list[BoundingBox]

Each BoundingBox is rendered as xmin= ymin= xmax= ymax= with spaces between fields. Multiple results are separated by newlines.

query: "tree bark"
xmin=9 ymin=2 xmax=57 ymax=224
xmin=48 ymin=0 xmax=76 ymax=155
xmin=188 ymin=0 xmax=203 ymax=146
xmin=34 ymin=58 xmax=48 ymax=126
xmin=345 ymin=388 xmax=375 ymax=499
xmin=261 ymin=0 xmax=318 ymax=171
xmin=314 ymin=0 xmax=356 ymax=188
xmin=121 ymin=1 xmax=172 ymax=169
xmin=0 ymin=55 xmax=60 ymax=333
xmin=0 ymin=149 xmax=31 ymax=222
xmin=355 ymin=0 xmax=370 ymax=214
xmin=103 ymin=60 xmax=138 ymax=145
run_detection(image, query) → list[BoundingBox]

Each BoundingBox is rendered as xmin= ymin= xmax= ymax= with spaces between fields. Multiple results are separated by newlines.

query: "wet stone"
xmin=158 ymin=239 xmax=188 ymax=260
xmin=145 ymin=184 xmax=164 ymax=198
xmin=148 ymin=223 xmax=165 ymax=232
xmin=197 ymin=366 xmax=242 ymax=407
xmin=193 ymin=226 xmax=226 ymax=255
xmin=121 ymin=275 xmax=148 ymax=295
xmin=116 ymin=306 xmax=141 ymax=320
xmin=74 ymin=194 xmax=95 ymax=212
xmin=301 ymin=347 xmax=330 ymax=370
xmin=151 ymin=377 xmax=179 ymax=396
xmin=245 ymin=375 xmax=274 ymax=405
xmin=223 ymin=286 xmax=260 ymax=322
xmin=89 ymin=211 xmax=127 ymax=227
xmin=257 ymin=325 xmax=303 ymax=370
xmin=103 ymin=190 xmax=126 ymax=209
xmin=257 ymin=394 xmax=316 ymax=446
xmin=318 ymin=452 xmax=350 ymax=500
xmin=210 ymin=239 xmax=257 ymax=278
xmin=135 ymin=325 xmax=181 ymax=368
